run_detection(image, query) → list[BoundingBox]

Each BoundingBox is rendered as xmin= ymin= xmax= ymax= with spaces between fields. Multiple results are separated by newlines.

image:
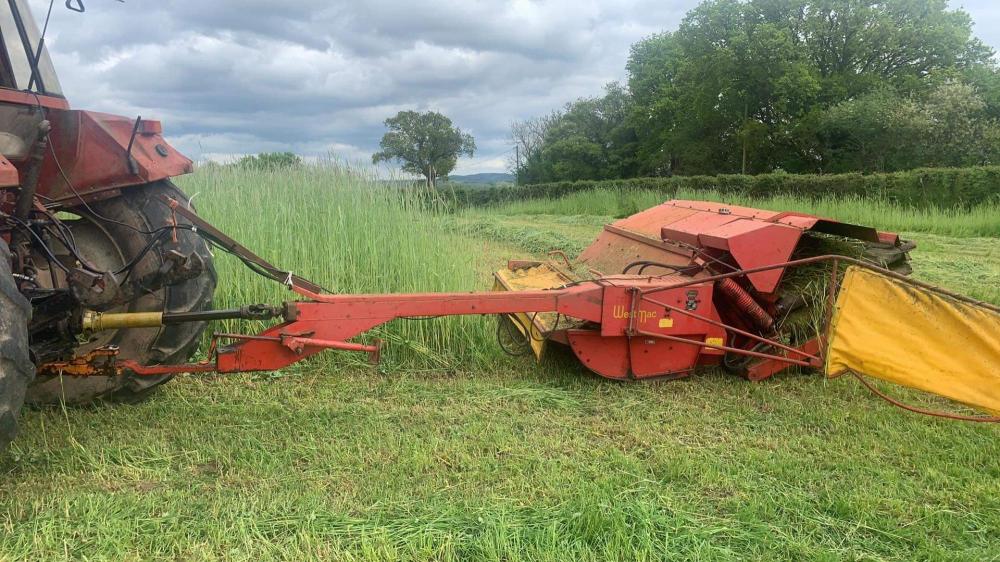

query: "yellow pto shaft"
xmin=80 ymin=305 xmax=287 ymax=333
xmin=81 ymin=311 xmax=164 ymax=332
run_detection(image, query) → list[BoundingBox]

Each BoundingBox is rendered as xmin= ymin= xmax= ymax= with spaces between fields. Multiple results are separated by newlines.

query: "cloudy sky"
xmin=27 ymin=0 xmax=1000 ymax=175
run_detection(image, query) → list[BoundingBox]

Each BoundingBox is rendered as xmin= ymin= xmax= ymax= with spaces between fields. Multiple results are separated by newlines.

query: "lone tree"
xmin=373 ymin=111 xmax=476 ymax=189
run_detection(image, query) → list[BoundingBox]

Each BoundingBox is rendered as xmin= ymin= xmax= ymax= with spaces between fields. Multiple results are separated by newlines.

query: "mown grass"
xmin=486 ymin=187 xmax=1000 ymax=237
xmin=0 ymin=165 xmax=997 ymax=560
xmin=4 ymin=366 xmax=999 ymax=560
xmin=441 ymin=215 xmax=590 ymax=258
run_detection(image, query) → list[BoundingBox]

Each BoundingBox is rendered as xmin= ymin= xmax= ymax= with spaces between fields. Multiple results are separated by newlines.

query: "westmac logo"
xmin=612 ymin=305 xmax=658 ymax=323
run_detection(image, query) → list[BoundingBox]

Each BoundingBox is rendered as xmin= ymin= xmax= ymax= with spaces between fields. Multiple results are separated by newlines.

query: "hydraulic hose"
xmin=13 ymin=120 xmax=51 ymax=222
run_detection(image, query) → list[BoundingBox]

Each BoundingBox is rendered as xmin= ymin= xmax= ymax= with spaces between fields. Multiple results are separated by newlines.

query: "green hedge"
xmin=447 ymin=167 xmax=1000 ymax=208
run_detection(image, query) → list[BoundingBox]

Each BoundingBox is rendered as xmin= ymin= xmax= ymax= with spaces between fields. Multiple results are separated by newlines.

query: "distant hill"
xmin=445 ymin=173 xmax=514 ymax=185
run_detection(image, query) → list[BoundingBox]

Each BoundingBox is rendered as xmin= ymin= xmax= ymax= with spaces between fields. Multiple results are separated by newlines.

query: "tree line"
xmin=512 ymin=0 xmax=1000 ymax=183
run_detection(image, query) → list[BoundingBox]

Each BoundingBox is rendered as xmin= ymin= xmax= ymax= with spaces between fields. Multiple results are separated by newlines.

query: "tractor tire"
xmin=26 ymin=180 xmax=216 ymax=406
xmin=1 ymin=238 xmax=33 ymax=450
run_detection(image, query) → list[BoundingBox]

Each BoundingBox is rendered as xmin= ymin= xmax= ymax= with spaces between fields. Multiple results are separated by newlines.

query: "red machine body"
xmin=492 ymin=200 xmax=908 ymax=380
xmin=579 ymin=200 xmax=898 ymax=293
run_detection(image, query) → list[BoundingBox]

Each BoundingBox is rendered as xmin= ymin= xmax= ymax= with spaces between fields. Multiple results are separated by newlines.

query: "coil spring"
xmin=718 ymin=277 xmax=774 ymax=330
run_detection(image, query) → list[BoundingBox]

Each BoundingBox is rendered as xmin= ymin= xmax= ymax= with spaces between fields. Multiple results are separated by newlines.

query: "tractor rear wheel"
xmin=26 ymin=180 xmax=217 ymax=405
xmin=1 ymin=237 xmax=33 ymax=450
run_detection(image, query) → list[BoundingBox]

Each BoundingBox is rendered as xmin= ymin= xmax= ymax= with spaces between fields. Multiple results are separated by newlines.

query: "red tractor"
xmin=0 ymin=0 xmax=215 ymax=449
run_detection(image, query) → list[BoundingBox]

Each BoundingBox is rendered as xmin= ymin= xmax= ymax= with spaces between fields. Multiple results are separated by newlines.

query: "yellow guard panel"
xmin=493 ymin=263 xmax=577 ymax=360
xmin=826 ymin=267 xmax=1000 ymax=414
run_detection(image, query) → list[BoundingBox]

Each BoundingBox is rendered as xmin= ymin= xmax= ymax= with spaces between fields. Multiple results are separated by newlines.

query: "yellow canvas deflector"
xmin=826 ymin=267 xmax=1000 ymax=414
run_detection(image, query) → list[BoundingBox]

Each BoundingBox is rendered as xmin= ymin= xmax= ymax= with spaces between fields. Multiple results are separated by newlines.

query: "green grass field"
xmin=1 ymin=166 xmax=998 ymax=560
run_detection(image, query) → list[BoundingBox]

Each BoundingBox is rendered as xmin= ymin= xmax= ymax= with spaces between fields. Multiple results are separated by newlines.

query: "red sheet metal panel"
xmin=771 ymin=213 xmax=822 ymax=229
xmin=574 ymin=197 xmax=903 ymax=305
xmin=693 ymin=217 xmax=766 ymax=250
xmin=579 ymin=284 xmax=727 ymax=379
xmin=877 ymin=231 xmax=899 ymax=245
xmin=567 ymin=331 xmax=631 ymax=379
xmin=599 ymin=284 xmax=716 ymax=337
xmin=577 ymin=228 xmax=693 ymax=275
xmin=611 ymin=201 xmax=701 ymax=237
xmin=665 ymin=201 xmax=884 ymax=243
xmin=667 ymin=200 xmax=781 ymax=220
xmin=725 ymin=223 xmax=803 ymax=294
xmin=576 ymin=199 xmax=896 ymax=284
xmin=628 ymin=337 xmax=702 ymax=379
xmin=660 ymin=212 xmax=742 ymax=246
xmin=662 ymin=216 xmax=803 ymax=294
xmin=578 ymin=201 xmax=699 ymax=275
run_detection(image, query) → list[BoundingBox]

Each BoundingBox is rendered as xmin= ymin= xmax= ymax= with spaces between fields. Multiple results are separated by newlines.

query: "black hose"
xmin=622 ymin=260 xmax=690 ymax=275
xmin=496 ymin=315 xmax=532 ymax=357
xmin=2 ymin=215 xmax=70 ymax=273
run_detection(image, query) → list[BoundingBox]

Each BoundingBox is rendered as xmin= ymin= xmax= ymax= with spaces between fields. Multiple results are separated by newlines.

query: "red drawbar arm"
xmin=127 ymin=284 xmax=606 ymax=376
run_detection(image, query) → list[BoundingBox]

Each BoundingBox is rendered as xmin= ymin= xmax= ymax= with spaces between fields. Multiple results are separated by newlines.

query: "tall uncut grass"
xmin=176 ymin=163 xmax=503 ymax=371
xmin=487 ymin=187 xmax=1000 ymax=237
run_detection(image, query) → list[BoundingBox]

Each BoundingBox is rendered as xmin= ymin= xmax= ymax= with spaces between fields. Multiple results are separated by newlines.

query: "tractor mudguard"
xmin=35 ymin=109 xmax=193 ymax=205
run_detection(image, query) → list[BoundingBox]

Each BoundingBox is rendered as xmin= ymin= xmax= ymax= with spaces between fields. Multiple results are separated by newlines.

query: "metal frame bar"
xmin=632 ymin=329 xmax=817 ymax=367
xmin=641 ymin=294 xmax=820 ymax=362
xmin=641 ymin=254 xmax=1000 ymax=314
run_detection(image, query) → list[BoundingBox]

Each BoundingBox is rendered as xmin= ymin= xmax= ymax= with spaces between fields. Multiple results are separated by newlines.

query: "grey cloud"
xmin=25 ymin=0 xmax=1000 ymax=174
